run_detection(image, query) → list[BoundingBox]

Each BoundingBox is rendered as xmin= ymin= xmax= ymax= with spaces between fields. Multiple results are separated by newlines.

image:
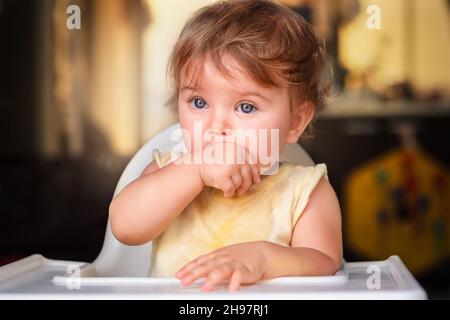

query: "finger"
xmin=201 ymin=262 xmax=235 ymax=291
xmin=179 ymin=258 xmax=219 ymax=287
xmin=230 ymin=172 xmax=242 ymax=190
xmin=175 ymin=253 xmax=215 ymax=278
xmin=228 ymin=267 xmax=246 ymax=291
xmin=237 ymin=166 xmax=252 ymax=195
xmin=181 ymin=257 xmax=233 ymax=287
xmin=222 ymin=178 xmax=237 ymax=198
xmin=250 ymin=163 xmax=261 ymax=184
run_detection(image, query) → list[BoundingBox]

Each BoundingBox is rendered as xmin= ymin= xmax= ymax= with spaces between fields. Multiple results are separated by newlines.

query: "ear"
xmin=286 ymin=101 xmax=315 ymax=144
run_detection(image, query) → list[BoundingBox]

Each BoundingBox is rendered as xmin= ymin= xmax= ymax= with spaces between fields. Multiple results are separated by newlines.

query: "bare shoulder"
xmin=308 ymin=177 xmax=340 ymax=212
xmin=291 ymin=176 xmax=343 ymax=264
xmin=297 ymin=176 xmax=341 ymax=229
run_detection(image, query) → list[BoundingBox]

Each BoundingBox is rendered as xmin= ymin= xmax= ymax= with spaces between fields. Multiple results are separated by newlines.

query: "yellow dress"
xmin=148 ymin=149 xmax=328 ymax=277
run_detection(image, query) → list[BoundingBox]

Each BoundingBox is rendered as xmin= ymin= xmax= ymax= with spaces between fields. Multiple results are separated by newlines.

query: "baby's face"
xmin=177 ymin=54 xmax=299 ymax=167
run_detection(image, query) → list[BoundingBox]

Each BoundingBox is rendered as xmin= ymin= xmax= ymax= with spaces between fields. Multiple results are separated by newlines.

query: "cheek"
xmin=178 ymin=108 xmax=209 ymax=152
xmin=178 ymin=105 xmax=189 ymax=127
xmin=178 ymin=108 xmax=194 ymax=151
xmin=270 ymin=110 xmax=291 ymax=141
xmin=251 ymin=111 xmax=290 ymax=160
xmin=178 ymin=106 xmax=200 ymax=133
xmin=230 ymin=122 xmax=280 ymax=164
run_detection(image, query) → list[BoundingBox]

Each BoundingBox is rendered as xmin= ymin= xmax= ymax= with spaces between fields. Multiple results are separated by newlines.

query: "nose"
xmin=209 ymin=109 xmax=232 ymax=136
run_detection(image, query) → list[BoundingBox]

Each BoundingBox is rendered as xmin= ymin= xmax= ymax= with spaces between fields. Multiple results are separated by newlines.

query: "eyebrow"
xmin=180 ymin=86 xmax=202 ymax=92
xmin=241 ymin=92 xmax=271 ymax=102
xmin=180 ymin=86 xmax=271 ymax=102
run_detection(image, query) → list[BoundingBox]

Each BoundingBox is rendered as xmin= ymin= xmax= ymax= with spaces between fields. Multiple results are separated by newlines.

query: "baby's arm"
xmin=175 ymin=176 xmax=342 ymax=291
xmin=109 ymin=155 xmax=203 ymax=245
xmin=109 ymin=142 xmax=260 ymax=246
xmin=263 ymin=176 xmax=343 ymax=278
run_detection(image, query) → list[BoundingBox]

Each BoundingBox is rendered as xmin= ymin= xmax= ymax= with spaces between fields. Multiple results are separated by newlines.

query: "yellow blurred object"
xmin=339 ymin=0 xmax=450 ymax=93
xmin=345 ymin=148 xmax=450 ymax=274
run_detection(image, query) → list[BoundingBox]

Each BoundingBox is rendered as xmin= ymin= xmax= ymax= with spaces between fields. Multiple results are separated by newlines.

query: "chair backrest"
xmin=92 ymin=123 xmax=315 ymax=276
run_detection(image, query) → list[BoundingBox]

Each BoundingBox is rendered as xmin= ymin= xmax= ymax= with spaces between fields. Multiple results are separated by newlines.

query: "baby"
xmin=109 ymin=0 xmax=342 ymax=292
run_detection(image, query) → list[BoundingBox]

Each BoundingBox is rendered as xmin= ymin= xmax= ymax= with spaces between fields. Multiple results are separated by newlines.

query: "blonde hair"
xmin=166 ymin=0 xmax=329 ymax=117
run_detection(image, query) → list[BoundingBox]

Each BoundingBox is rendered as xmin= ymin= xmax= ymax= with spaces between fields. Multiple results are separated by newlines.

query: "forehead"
xmin=179 ymin=53 xmax=271 ymax=91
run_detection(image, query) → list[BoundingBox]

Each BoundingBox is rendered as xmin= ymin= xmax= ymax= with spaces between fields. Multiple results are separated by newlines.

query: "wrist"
xmin=259 ymin=240 xmax=274 ymax=279
xmin=176 ymin=153 xmax=205 ymax=189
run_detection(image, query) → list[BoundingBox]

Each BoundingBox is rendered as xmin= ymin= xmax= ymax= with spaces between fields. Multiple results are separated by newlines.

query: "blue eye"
xmin=238 ymin=103 xmax=256 ymax=114
xmin=191 ymin=98 xmax=207 ymax=109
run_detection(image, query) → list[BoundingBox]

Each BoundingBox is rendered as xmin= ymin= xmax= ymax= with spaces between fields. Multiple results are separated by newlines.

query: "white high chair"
xmin=0 ymin=123 xmax=427 ymax=299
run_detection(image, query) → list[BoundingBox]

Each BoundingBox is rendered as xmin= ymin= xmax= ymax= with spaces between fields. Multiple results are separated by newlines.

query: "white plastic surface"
xmin=0 ymin=254 xmax=426 ymax=299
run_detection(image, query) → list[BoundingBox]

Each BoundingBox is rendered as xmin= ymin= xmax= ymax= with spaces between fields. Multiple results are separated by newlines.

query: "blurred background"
xmin=0 ymin=0 xmax=449 ymax=298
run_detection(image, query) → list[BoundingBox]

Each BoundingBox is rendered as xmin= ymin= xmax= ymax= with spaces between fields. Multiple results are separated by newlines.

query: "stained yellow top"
xmin=148 ymin=149 xmax=328 ymax=277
